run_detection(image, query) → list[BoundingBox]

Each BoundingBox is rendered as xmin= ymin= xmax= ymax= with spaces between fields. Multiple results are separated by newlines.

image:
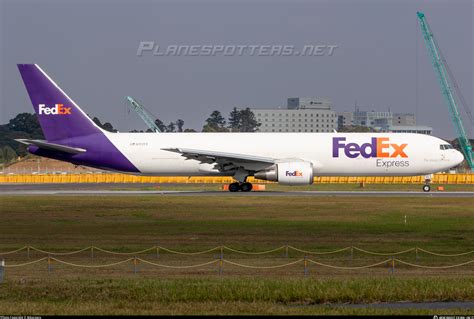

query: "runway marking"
xmin=1 ymin=190 xmax=473 ymax=197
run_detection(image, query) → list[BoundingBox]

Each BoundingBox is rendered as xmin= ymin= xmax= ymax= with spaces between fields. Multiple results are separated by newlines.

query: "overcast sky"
xmin=1 ymin=0 xmax=472 ymax=138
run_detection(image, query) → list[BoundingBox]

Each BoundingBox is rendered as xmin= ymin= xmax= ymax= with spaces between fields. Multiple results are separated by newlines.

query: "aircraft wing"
xmin=15 ymin=139 xmax=87 ymax=155
xmin=161 ymin=147 xmax=275 ymax=172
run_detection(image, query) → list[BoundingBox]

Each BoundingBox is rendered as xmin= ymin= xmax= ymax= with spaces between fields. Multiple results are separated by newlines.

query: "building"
xmin=287 ymin=97 xmax=332 ymax=110
xmin=353 ymin=111 xmax=393 ymax=127
xmin=253 ymin=97 xmax=337 ymax=133
xmin=378 ymin=125 xmax=433 ymax=135
xmin=337 ymin=111 xmax=354 ymax=128
xmin=393 ymin=113 xmax=416 ymax=126
xmin=337 ymin=110 xmax=393 ymax=130
xmin=337 ymin=109 xmax=432 ymax=135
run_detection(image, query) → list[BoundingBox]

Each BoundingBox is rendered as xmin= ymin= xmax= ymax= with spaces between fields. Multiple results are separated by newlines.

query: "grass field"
xmin=0 ymin=195 xmax=473 ymax=315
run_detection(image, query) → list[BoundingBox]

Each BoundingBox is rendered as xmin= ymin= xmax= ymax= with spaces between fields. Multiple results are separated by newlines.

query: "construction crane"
xmin=416 ymin=11 xmax=473 ymax=171
xmin=126 ymin=96 xmax=161 ymax=133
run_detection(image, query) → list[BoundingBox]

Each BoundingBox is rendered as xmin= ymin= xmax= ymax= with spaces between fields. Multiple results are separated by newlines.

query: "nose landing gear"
xmin=423 ymin=174 xmax=432 ymax=192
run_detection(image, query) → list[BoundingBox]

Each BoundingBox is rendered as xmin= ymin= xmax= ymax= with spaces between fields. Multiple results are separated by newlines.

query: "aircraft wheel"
xmin=228 ymin=182 xmax=241 ymax=192
xmin=240 ymin=182 xmax=253 ymax=192
xmin=422 ymin=184 xmax=431 ymax=192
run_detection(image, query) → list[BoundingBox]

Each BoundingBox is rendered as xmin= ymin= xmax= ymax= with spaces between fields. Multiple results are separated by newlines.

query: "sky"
xmin=0 ymin=0 xmax=472 ymax=138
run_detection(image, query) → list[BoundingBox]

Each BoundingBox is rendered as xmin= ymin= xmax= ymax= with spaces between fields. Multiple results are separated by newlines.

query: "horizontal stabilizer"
xmin=15 ymin=139 xmax=87 ymax=155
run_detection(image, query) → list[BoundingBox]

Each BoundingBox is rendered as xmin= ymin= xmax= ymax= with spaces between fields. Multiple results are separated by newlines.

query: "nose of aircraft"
xmin=452 ymin=150 xmax=465 ymax=166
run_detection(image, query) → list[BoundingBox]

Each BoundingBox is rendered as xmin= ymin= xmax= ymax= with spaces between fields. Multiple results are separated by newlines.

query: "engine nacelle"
xmin=254 ymin=161 xmax=314 ymax=185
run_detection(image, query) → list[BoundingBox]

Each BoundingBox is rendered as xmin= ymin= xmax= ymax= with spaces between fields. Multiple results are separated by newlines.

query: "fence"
xmin=1 ymin=245 xmax=473 ymax=257
xmin=0 ymin=173 xmax=473 ymax=184
xmin=0 ymin=245 xmax=472 ymax=281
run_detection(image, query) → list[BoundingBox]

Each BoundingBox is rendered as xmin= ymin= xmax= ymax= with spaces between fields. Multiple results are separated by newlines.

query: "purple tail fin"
xmin=17 ymin=64 xmax=139 ymax=173
xmin=17 ymin=64 xmax=103 ymax=142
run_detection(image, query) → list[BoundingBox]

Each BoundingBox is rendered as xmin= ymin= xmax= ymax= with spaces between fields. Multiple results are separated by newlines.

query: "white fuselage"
xmin=106 ymin=132 xmax=463 ymax=176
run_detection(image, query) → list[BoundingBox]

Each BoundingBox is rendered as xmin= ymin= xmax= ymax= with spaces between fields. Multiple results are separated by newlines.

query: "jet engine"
xmin=254 ymin=161 xmax=314 ymax=185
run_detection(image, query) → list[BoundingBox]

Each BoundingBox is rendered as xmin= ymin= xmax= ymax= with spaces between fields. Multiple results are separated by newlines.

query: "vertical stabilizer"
xmin=17 ymin=64 xmax=103 ymax=141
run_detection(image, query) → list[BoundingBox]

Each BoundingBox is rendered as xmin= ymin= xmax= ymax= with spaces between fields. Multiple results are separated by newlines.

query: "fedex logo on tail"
xmin=286 ymin=170 xmax=303 ymax=177
xmin=333 ymin=137 xmax=408 ymax=158
xmin=39 ymin=104 xmax=71 ymax=115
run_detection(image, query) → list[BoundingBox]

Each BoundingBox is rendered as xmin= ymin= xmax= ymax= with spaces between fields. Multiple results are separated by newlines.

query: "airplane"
xmin=15 ymin=64 xmax=464 ymax=192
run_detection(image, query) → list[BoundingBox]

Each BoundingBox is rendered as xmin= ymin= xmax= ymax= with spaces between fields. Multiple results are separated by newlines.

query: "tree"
xmin=238 ymin=108 xmax=261 ymax=132
xmin=0 ymin=113 xmax=43 ymax=158
xmin=202 ymin=124 xmax=216 ymax=132
xmin=450 ymin=138 xmax=473 ymax=170
xmin=166 ymin=122 xmax=176 ymax=133
xmin=184 ymin=128 xmax=197 ymax=132
xmin=228 ymin=107 xmax=241 ymax=131
xmin=101 ymin=122 xmax=117 ymax=132
xmin=154 ymin=119 xmax=167 ymax=132
xmin=228 ymin=108 xmax=261 ymax=132
xmin=131 ymin=118 xmax=184 ymax=133
xmin=92 ymin=117 xmax=118 ymax=132
xmin=202 ymin=111 xmax=228 ymax=132
xmin=0 ymin=146 xmax=17 ymax=164
xmin=7 ymin=113 xmax=43 ymax=138
xmin=176 ymin=119 xmax=185 ymax=132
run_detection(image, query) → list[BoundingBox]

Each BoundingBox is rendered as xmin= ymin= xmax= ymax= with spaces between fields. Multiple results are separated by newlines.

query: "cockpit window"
xmin=440 ymin=144 xmax=454 ymax=150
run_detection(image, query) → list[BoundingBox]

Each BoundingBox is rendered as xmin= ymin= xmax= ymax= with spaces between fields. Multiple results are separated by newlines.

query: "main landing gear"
xmin=228 ymin=182 xmax=253 ymax=192
xmin=422 ymin=184 xmax=431 ymax=192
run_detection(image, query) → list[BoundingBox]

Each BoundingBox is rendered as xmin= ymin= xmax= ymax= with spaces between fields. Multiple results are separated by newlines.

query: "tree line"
xmin=0 ymin=113 xmax=120 ymax=163
xmin=3 ymin=111 xmax=471 ymax=169
xmin=0 ymin=108 xmax=261 ymax=163
xmin=131 ymin=108 xmax=261 ymax=133
xmin=202 ymin=108 xmax=260 ymax=132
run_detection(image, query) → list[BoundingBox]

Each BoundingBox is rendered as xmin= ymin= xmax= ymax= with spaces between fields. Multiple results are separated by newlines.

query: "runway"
xmin=1 ymin=184 xmax=473 ymax=197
